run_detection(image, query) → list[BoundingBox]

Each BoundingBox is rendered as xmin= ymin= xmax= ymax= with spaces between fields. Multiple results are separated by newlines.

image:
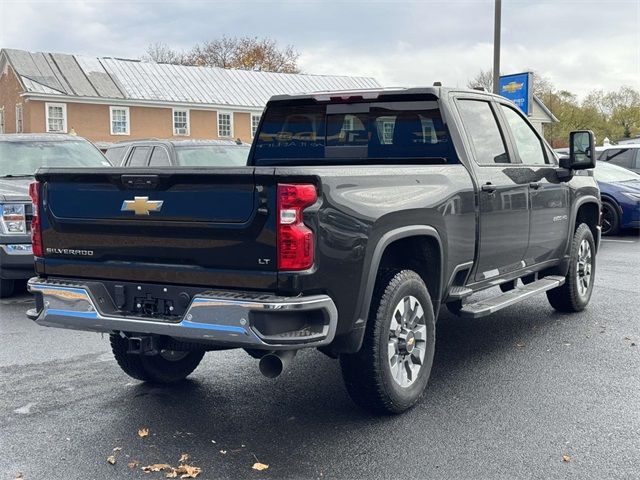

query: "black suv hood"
xmin=0 ymin=177 xmax=32 ymax=202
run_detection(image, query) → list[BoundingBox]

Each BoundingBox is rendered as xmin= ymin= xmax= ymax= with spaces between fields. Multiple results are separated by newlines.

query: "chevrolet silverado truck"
xmin=26 ymin=88 xmax=600 ymax=414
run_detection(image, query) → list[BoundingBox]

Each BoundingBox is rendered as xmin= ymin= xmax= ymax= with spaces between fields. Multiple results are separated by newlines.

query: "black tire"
xmin=601 ymin=201 xmax=620 ymax=236
xmin=546 ymin=223 xmax=596 ymax=312
xmin=0 ymin=279 xmax=15 ymax=298
xmin=340 ymin=269 xmax=436 ymax=414
xmin=110 ymin=335 xmax=205 ymax=384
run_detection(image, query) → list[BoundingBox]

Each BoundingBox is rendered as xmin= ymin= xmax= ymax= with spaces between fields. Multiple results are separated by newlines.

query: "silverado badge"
xmin=121 ymin=196 xmax=164 ymax=215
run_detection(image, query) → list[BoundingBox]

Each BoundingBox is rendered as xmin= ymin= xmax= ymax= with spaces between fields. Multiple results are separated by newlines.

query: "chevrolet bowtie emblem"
xmin=502 ymin=81 xmax=524 ymax=94
xmin=121 ymin=196 xmax=164 ymax=215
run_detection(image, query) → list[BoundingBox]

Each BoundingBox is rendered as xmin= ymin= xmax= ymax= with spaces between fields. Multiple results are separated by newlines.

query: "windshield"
xmin=0 ymin=140 xmax=111 ymax=176
xmin=594 ymin=161 xmax=640 ymax=183
xmin=253 ymin=100 xmax=456 ymax=165
xmin=174 ymin=145 xmax=249 ymax=167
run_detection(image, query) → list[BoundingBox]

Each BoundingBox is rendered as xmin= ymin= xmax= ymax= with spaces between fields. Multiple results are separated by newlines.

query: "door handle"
xmin=481 ymin=183 xmax=497 ymax=193
xmin=529 ymin=182 xmax=541 ymax=190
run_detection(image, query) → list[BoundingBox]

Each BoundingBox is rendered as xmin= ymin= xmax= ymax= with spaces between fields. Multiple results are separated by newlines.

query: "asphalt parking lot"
xmin=1 ymin=232 xmax=638 ymax=480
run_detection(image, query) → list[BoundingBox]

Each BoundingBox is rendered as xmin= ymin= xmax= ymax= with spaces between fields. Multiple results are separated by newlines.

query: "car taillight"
xmin=277 ymin=183 xmax=317 ymax=271
xmin=28 ymin=181 xmax=43 ymax=257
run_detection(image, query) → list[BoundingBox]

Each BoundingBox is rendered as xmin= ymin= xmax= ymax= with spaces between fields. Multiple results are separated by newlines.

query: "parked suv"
xmin=27 ymin=88 xmax=600 ymax=414
xmin=597 ymin=144 xmax=640 ymax=173
xmin=0 ymin=134 xmax=110 ymax=297
xmin=105 ymin=139 xmax=250 ymax=167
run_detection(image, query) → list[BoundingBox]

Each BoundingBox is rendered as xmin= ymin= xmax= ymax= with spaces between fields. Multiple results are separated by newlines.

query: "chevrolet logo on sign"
xmin=121 ymin=196 xmax=164 ymax=215
xmin=502 ymin=81 xmax=524 ymax=94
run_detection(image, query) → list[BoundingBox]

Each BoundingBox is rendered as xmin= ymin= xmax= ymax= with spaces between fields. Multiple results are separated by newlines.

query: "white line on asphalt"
xmin=602 ymin=239 xmax=637 ymax=243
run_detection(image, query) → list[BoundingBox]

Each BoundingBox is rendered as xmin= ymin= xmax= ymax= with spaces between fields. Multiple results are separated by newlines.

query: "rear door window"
xmin=456 ymin=100 xmax=510 ymax=164
xmin=127 ymin=146 xmax=151 ymax=166
xmin=253 ymin=101 xmax=455 ymax=164
xmin=149 ymin=147 xmax=171 ymax=166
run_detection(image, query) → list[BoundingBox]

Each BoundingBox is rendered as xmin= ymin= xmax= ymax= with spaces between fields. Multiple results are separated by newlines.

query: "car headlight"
xmin=0 ymin=203 xmax=27 ymax=234
xmin=621 ymin=192 xmax=640 ymax=202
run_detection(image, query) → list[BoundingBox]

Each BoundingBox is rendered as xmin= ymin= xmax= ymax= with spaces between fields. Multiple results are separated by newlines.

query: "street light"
xmin=493 ymin=0 xmax=501 ymax=94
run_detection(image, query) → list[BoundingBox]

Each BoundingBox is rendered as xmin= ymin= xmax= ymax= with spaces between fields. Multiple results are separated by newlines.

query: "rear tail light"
xmin=28 ymin=181 xmax=43 ymax=257
xmin=277 ymin=183 xmax=317 ymax=271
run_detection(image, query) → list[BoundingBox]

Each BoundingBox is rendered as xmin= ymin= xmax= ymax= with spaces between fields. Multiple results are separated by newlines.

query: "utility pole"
xmin=492 ymin=0 xmax=501 ymax=94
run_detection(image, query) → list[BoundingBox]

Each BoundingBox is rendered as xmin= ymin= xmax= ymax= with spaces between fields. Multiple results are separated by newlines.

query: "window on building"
xmin=456 ymin=100 xmax=510 ymax=164
xmin=499 ymin=104 xmax=546 ymax=165
xmin=173 ymin=109 xmax=190 ymax=136
xmin=45 ymin=103 xmax=67 ymax=133
xmin=0 ymin=107 xmax=5 ymax=134
xmin=110 ymin=106 xmax=130 ymax=135
xmin=15 ymin=104 xmax=23 ymax=133
xmin=218 ymin=112 xmax=232 ymax=138
xmin=251 ymin=114 xmax=261 ymax=138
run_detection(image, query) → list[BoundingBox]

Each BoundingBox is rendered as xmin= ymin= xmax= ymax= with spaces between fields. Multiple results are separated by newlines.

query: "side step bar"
xmin=459 ymin=275 xmax=565 ymax=318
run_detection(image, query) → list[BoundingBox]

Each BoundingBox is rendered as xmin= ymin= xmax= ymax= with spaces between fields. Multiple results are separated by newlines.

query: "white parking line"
xmin=602 ymin=239 xmax=637 ymax=243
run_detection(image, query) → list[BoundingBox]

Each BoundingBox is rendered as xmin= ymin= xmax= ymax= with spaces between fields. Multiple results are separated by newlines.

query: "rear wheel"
xmin=340 ymin=270 xmax=436 ymax=414
xmin=0 ymin=279 xmax=15 ymax=298
xmin=601 ymin=201 xmax=620 ymax=236
xmin=110 ymin=335 xmax=205 ymax=384
xmin=547 ymin=223 xmax=596 ymax=312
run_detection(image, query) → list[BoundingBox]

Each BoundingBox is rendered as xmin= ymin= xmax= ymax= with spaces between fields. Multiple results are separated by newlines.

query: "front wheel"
xmin=601 ymin=201 xmax=620 ymax=236
xmin=546 ymin=223 xmax=596 ymax=312
xmin=110 ymin=335 xmax=205 ymax=384
xmin=340 ymin=270 xmax=436 ymax=414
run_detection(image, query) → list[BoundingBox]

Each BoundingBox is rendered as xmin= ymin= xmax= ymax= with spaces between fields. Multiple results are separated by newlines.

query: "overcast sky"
xmin=1 ymin=0 xmax=638 ymax=99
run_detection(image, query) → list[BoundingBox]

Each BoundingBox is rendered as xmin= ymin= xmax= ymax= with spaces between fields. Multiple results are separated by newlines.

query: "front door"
xmin=497 ymin=103 xmax=570 ymax=266
xmin=455 ymin=98 xmax=530 ymax=282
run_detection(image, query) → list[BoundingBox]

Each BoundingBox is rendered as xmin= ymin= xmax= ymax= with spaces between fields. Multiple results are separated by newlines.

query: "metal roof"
xmin=2 ymin=49 xmax=381 ymax=109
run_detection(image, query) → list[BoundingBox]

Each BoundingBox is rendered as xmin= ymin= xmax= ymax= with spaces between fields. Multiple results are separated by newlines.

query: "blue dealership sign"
xmin=499 ymin=72 xmax=533 ymax=115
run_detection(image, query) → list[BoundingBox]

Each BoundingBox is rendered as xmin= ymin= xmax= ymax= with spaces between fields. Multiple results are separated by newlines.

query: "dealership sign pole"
xmin=492 ymin=0 xmax=501 ymax=94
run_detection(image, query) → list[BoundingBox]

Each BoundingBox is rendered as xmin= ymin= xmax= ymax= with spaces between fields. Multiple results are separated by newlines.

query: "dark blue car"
xmin=594 ymin=161 xmax=640 ymax=235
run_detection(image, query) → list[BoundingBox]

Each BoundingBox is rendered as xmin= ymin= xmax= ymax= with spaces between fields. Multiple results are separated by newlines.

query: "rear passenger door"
xmin=496 ymin=102 xmax=570 ymax=266
xmin=455 ymin=97 xmax=530 ymax=282
xmin=148 ymin=146 xmax=172 ymax=166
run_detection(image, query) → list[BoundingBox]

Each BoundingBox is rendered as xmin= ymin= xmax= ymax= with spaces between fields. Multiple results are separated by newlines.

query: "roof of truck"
xmin=0 ymin=133 xmax=91 ymax=142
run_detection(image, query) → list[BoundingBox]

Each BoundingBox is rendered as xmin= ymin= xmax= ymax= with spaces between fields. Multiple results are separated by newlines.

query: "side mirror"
xmin=561 ymin=130 xmax=596 ymax=170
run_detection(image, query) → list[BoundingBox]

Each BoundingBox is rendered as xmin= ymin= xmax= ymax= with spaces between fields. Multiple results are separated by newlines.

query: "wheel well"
xmin=575 ymin=202 xmax=600 ymax=240
xmin=378 ymin=236 xmax=441 ymax=302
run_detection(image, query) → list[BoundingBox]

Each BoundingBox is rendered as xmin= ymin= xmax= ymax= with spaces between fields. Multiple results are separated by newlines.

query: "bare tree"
xmin=141 ymin=36 xmax=300 ymax=73
xmin=141 ymin=42 xmax=188 ymax=65
xmin=467 ymin=69 xmax=493 ymax=92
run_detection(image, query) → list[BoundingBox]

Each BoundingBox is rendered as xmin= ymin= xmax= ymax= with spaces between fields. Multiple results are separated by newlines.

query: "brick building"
xmin=0 ymin=48 xmax=380 ymax=145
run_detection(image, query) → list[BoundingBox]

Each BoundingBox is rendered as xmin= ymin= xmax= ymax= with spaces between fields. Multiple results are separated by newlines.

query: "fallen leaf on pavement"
xmin=252 ymin=462 xmax=269 ymax=471
xmin=142 ymin=464 xmax=172 ymax=473
xmin=174 ymin=465 xmax=202 ymax=478
xmin=128 ymin=461 xmax=140 ymax=469
xmin=219 ymin=450 xmax=227 ymax=454
xmin=562 ymin=454 xmax=571 ymax=463
xmin=107 ymin=455 xmax=116 ymax=465
xmin=14 ymin=473 xmax=23 ymax=480
xmin=516 ymin=342 xmax=525 ymax=348
xmin=179 ymin=453 xmax=190 ymax=463
xmin=113 ymin=447 xmax=122 ymax=452
xmin=138 ymin=427 xmax=150 ymax=438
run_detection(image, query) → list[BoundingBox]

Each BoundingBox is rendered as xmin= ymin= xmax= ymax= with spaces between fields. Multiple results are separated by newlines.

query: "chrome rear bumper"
xmin=27 ymin=278 xmax=338 ymax=350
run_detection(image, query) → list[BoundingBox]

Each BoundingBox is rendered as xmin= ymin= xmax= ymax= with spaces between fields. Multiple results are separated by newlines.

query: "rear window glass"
xmin=253 ymin=101 xmax=455 ymax=164
xmin=175 ymin=145 xmax=249 ymax=167
xmin=0 ymin=140 xmax=111 ymax=176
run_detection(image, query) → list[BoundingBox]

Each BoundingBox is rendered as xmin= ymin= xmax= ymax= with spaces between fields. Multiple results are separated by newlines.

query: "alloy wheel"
xmin=387 ymin=295 xmax=427 ymax=388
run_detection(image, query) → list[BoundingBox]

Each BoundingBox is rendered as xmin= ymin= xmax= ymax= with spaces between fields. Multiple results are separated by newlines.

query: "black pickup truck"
xmin=26 ymin=88 xmax=600 ymax=414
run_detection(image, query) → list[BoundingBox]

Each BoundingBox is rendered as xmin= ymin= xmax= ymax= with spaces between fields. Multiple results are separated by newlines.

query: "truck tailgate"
xmin=35 ymin=168 xmax=277 ymax=288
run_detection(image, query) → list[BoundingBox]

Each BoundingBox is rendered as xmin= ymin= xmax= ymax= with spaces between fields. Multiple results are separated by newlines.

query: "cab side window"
xmin=604 ymin=149 xmax=635 ymax=169
xmin=149 ymin=147 xmax=171 ymax=166
xmin=457 ymin=100 xmax=510 ymax=165
xmin=128 ymin=146 xmax=151 ymax=166
xmin=499 ymin=104 xmax=547 ymax=165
